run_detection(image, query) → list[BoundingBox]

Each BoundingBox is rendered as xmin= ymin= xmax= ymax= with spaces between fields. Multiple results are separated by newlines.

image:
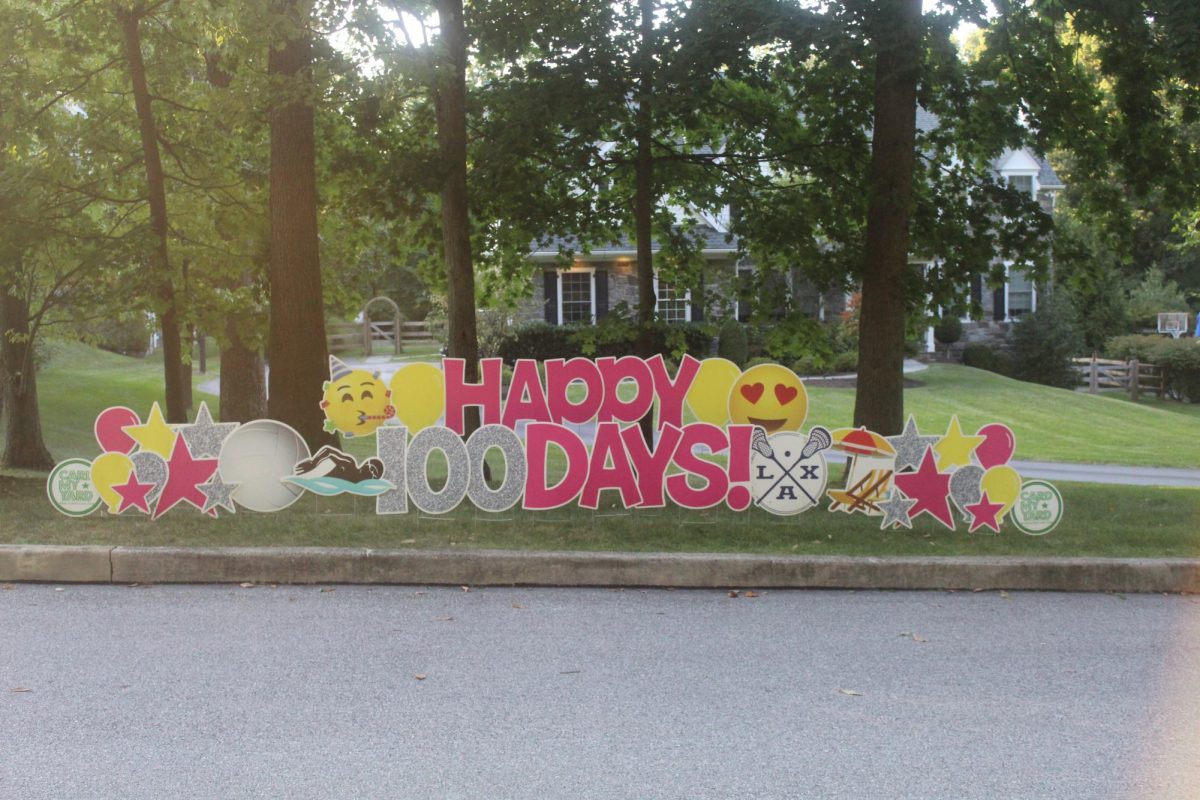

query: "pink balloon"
xmin=94 ymin=406 xmax=140 ymax=454
xmin=975 ymin=423 xmax=1016 ymax=469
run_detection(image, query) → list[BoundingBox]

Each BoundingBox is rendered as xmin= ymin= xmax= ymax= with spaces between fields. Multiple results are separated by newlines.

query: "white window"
xmin=1006 ymin=267 xmax=1036 ymax=318
xmin=734 ymin=267 xmax=754 ymax=321
xmin=1009 ymin=175 xmax=1034 ymax=197
xmin=654 ymin=275 xmax=691 ymax=324
xmin=558 ymin=269 xmax=595 ymax=323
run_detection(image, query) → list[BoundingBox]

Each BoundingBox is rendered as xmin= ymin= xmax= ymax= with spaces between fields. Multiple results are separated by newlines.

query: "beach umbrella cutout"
xmin=830 ymin=427 xmax=895 ymax=458
xmin=827 ymin=427 xmax=896 ymax=516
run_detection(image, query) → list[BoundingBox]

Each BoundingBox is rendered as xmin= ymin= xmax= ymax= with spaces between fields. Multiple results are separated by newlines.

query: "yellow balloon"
xmin=981 ymin=465 xmax=1022 ymax=522
xmin=90 ymin=452 xmax=134 ymax=514
xmin=686 ymin=358 xmax=742 ymax=425
xmin=390 ymin=363 xmax=446 ymax=432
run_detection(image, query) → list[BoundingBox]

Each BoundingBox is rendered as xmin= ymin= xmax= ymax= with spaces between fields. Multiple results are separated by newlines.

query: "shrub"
xmin=933 ymin=316 xmax=963 ymax=346
xmin=75 ymin=314 xmax=153 ymax=357
xmin=497 ymin=323 xmax=581 ymax=362
xmin=1128 ymin=267 xmax=1188 ymax=329
xmin=475 ymin=308 xmax=513 ymax=359
xmin=832 ymin=350 xmax=858 ymax=374
xmin=1106 ymin=334 xmax=1200 ymax=402
xmin=746 ymin=356 xmax=780 ymax=368
xmin=1105 ymin=334 xmax=1165 ymax=363
xmin=962 ymin=343 xmax=997 ymax=372
xmin=716 ymin=318 xmax=748 ymax=367
xmin=1011 ymin=293 xmax=1084 ymax=388
xmin=497 ymin=318 xmax=713 ymax=363
xmin=791 ymin=356 xmax=823 ymax=376
xmin=759 ymin=313 xmax=835 ymax=365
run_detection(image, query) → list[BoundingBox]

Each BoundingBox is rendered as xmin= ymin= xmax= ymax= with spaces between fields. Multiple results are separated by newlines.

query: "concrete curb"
xmin=1 ymin=545 xmax=1198 ymax=592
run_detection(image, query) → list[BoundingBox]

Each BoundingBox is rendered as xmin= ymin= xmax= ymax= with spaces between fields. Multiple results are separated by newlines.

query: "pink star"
xmin=893 ymin=447 xmax=955 ymax=530
xmin=966 ymin=491 xmax=1006 ymax=533
xmin=153 ymin=435 xmax=218 ymax=519
xmin=113 ymin=473 xmax=155 ymax=514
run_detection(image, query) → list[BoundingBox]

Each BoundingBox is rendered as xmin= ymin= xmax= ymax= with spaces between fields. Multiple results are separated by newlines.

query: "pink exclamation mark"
xmin=726 ymin=424 xmax=754 ymax=511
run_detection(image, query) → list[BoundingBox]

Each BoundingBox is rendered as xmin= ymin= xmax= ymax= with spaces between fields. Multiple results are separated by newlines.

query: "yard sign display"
xmin=46 ymin=355 xmax=1063 ymax=535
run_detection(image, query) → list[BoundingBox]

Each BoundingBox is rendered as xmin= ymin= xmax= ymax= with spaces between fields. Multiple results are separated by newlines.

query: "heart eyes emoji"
xmin=739 ymin=382 xmax=798 ymax=406
xmin=739 ymin=383 xmax=764 ymax=404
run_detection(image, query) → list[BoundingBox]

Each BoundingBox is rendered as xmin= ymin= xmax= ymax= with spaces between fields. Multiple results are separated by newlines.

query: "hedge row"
xmin=1106 ymin=334 xmax=1200 ymax=402
xmin=496 ymin=321 xmax=714 ymax=363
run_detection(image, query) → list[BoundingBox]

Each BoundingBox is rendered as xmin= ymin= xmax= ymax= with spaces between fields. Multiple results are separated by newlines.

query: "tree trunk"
xmin=181 ymin=259 xmax=193 ymax=411
xmin=204 ymin=49 xmax=266 ymax=423
xmin=853 ymin=0 xmax=922 ymax=436
xmin=1 ymin=285 xmax=54 ymax=470
xmin=633 ymin=0 xmax=657 ymax=445
xmin=267 ymin=0 xmax=334 ymax=449
xmin=434 ymin=0 xmax=481 ymax=435
xmin=219 ymin=322 xmax=267 ymax=423
xmin=117 ymin=6 xmax=187 ymax=424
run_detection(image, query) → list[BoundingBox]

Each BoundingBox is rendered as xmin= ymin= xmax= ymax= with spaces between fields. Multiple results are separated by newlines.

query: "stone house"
xmin=521 ymin=140 xmax=1063 ymax=354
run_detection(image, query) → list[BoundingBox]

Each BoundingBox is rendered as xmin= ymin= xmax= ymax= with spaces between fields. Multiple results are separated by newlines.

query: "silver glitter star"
xmin=878 ymin=490 xmax=918 ymax=530
xmin=130 ymin=451 xmax=167 ymax=504
xmin=179 ymin=402 xmax=239 ymax=459
xmin=198 ymin=472 xmax=239 ymax=514
xmin=886 ymin=415 xmax=942 ymax=472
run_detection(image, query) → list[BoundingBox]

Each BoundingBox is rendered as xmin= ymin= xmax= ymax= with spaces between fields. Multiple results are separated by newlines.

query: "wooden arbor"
xmin=362 ymin=296 xmax=402 ymax=356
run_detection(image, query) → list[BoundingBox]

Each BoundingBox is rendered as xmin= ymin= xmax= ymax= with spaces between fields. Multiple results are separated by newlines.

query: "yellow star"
xmin=933 ymin=415 xmax=985 ymax=471
xmin=122 ymin=402 xmax=178 ymax=458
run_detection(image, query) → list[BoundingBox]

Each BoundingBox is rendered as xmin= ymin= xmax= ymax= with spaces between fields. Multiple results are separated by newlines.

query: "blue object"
xmin=282 ymin=475 xmax=395 ymax=497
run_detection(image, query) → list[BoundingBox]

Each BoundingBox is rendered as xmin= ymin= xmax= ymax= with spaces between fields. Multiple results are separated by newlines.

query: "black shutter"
xmin=691 ymin=269 xmax=705 ymax=322
xmin=970 ymin=275 xmax=982 ymax=313
xmin=543 ymin=271 xmax=558 ymax=324
xmin=594 ymin=269 xmax=608 ymax=320
xmin=992 ymin=286 xmax=1006 ymax=321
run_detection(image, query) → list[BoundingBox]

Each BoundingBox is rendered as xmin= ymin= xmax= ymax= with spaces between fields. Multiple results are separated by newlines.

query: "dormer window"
xmin=1008 ymin=174 xmax=1035 ymax=198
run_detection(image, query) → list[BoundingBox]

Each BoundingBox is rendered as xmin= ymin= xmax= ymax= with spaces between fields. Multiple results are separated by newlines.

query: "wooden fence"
xmin=1071 ymin=356 xmax=1165 ymax=400
xmin=327 ymin=319 xmax=440 ymax=355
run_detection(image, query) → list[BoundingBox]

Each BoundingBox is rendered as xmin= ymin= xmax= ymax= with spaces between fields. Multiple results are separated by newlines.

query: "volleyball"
xmin=218 ymin=420 xmax=311 ymax=513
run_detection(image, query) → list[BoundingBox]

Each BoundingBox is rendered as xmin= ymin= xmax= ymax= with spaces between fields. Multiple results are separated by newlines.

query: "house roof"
xmin=1036 ymin=158 xmax=1064 ymax=189
xmin=915 ymin=106 xmax=1063 ymax=190
xmin=530 ymin=223 xmax=738 ymax=259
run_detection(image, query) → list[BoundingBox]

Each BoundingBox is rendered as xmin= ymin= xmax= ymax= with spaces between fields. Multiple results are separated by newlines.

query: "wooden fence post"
xmin=1089 ymin=355 xmax=1098 ymax=394
xmin=1128 ymin=359 xmax=1139 ymax=401
xmin=362 ymin=317 xmax=372 ymax=357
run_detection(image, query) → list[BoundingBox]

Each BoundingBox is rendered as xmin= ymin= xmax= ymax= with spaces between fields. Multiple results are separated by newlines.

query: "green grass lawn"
xmin=2 ymin=474 xmax=1196 ymax=558
xmin=806 ymin=365 xmax=1200 ymax=468
xmin=8 ymin=343 xmax=1200 ymax=469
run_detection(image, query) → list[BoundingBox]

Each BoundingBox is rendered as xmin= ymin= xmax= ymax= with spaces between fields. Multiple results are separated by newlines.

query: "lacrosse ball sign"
xmin=46 ymin=355 xmax=1060 ymax=534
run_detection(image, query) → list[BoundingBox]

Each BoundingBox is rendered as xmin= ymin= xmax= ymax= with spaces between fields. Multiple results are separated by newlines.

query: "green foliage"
xmin=497 ymin=323 xmax=582 ymax=363
xmin=758 ymin=313 xmax=835 ymax=366
xmin=792 ymin=349 xmax=857 ymax=377
xmin=832 ymin=350 xmax=858 ymax=374
xmin=1057 ymin=269 xmax=1131 ymax=355
xmin=74 ymin=315 xmax=154 ymax=358
xmin=716 ymin=318 xmax=748 ymax=367
xmin=1011 ymin=293 xmax=1084 ymax=389
xmin=745 ymin=356 xmax=779 ymax=368
xmin=933 ymin=316 xmax=963 ymax=346
xmin=962 ymin=343 xmax=997 ymax=371
xmin=475 ymin=308 xmax=514 ymax=360
xmin=495 ymin=317 xmax=712 ymax=364
xmin=1106 ymin=334 xmax=1200 ymax=402
xmin=1128 ymin=267 xmax=1189 ymax=329
xmin=1104 ymin=334 xmax=1164 ymax=363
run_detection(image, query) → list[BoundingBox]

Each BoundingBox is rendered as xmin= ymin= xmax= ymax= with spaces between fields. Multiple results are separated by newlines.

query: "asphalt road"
xmin=3 ymin=585 xmax=1198 ymax=799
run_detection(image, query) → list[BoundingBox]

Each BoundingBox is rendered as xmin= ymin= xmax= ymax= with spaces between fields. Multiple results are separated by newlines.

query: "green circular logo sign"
xmin=46 ymin=458 xmax=102 ymax=517
xmin=1011 ymin=480 xmax=1063 ymax=536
